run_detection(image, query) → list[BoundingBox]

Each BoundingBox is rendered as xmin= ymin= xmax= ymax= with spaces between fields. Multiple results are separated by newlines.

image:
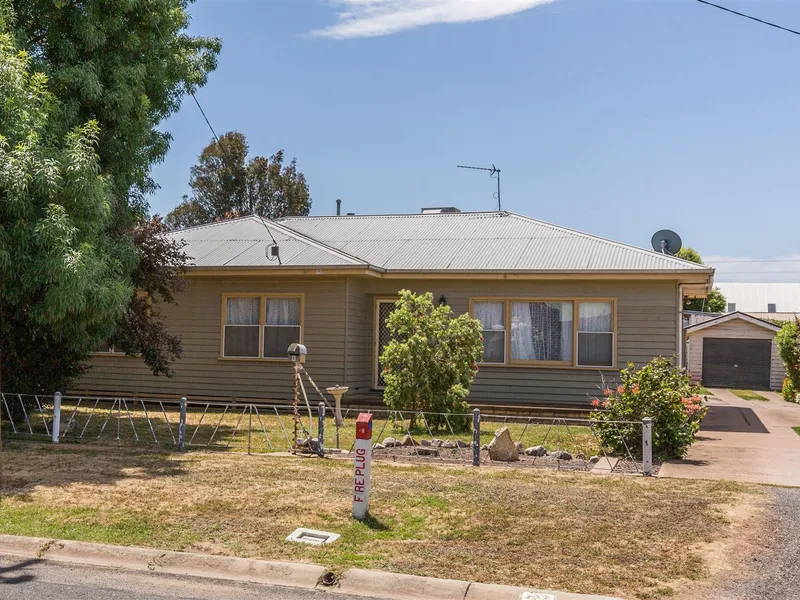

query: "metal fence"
xmin=1 ymin=392 xmax=653 ymax=475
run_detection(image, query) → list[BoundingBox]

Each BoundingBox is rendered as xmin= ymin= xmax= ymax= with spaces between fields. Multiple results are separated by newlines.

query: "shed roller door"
xmin=702 ymin=338 xmax=771 ymax=390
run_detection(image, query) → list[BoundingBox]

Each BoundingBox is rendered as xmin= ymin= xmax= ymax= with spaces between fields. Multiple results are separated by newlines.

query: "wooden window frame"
xmin=220 ymin=293 xmax=304 ymax=362
xmin=468 ymin=297 xmax=617 ymax=370
xmin=92 ymin=292 xmax=149 ymax=357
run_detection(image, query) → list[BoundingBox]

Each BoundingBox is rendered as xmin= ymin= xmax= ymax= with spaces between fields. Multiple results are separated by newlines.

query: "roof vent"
xmin=421 ymin=207 xmax=461 ymax=214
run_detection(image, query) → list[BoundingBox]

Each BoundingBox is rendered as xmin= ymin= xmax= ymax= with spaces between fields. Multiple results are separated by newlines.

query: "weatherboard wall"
xmin=77 ymin=276 xmax=680 ymax=408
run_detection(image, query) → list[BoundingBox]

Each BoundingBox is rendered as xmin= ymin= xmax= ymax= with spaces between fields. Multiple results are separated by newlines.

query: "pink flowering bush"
xmin=590 ymin=356 xmax=708 ymax=459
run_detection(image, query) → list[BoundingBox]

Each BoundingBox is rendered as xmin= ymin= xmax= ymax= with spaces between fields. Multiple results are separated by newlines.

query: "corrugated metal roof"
xmin=166 ymin=217 xmax=366 ymax=268
xmin=166 ymin=211 xmax=712 ymax=273
xmin=277 ymin=212 xmax=711 ymax=273
xmin=716 ymin=283 xmax=800 ymax=313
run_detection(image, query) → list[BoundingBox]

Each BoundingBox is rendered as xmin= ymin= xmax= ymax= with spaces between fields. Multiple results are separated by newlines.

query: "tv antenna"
xmin=457 ymin=164 xmax=502 ymax=210
xmin=651 ymin=230 xmax=682 ymax=256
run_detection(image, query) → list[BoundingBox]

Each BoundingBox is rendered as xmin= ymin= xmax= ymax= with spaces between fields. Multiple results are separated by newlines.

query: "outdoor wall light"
xmin=439 ymin=295 xmax=447 ymax=307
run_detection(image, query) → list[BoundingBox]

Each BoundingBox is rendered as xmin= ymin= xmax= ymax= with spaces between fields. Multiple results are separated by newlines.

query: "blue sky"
xmin=150 ymin=0 xmax=800 ymax=282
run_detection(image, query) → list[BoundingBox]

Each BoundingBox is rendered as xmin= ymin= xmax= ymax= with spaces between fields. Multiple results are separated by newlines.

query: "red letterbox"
xmin=355 ymin=413 xmax=373 ymax=440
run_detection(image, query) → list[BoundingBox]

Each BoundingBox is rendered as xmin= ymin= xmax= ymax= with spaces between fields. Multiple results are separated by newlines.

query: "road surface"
xmin=0 ymin=555 xmax=384 ymax=600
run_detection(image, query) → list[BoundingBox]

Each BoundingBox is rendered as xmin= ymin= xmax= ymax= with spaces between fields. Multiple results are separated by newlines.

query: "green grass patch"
xmin=729 ymin=389 xmax=769 ymax=401
xmin=695 ymin=387 xmax=711 ymax=396
xmin=792 ymin=426 xmax=800 ymax=437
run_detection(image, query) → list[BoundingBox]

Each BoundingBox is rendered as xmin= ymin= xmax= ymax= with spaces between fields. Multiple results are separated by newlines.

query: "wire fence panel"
xmin=1 ymin=393 xmax=650 ymax=474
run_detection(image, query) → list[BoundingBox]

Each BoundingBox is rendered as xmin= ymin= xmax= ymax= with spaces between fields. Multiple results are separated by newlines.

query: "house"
xmin=77 ymin=210 xmax=713 ymax=409
xmin=686 ymin=312 xmax=784 ymax=391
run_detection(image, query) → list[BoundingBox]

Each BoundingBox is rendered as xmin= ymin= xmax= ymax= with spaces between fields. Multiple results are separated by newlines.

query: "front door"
xmin=374 ymin=300 xmax=396 ymax=389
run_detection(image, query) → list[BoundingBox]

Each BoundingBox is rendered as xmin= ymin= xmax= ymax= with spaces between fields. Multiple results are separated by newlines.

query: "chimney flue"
xmin=336 ymin=199 xmax=342 ymax=216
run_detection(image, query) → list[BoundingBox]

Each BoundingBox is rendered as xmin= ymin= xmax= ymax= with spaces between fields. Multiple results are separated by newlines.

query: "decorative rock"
xmin=400 ymin=434 xmax=416 ymax=447
xmin=576 ymin=452 xmax=587 ymax=460
xmin=487 ymin=426 xmax=520 ymax=462
xmin=440 ymin=440 xmax=457 ymax=449
xmin=514 ymin=442 xmax=524 ymax=454
xmin=383 ymin=437 xmax=398 ymax=447
xmin=431 ymin=439 xmax=444 ymax=447
xmin=456 ymin=440 xmax=469 ymax=448
xmin=415 ymin=447 xmax=439 ymax=456
xmin=481 ymin=444 xmax=489 ymax=451
xmin=421 ymin=439 xmax=432 ymax=447
xmin=549 ymin=450 xmax=573 ymax=461
xmin=589 ymin=455 xmax=601 ymax=464
xmin=373 ymin=443 xmax=386 ymax=450
xmin=296 ymin=438 xmax=309 ymax=447
xmin=524 ymin=445 xmax=548 ymax=457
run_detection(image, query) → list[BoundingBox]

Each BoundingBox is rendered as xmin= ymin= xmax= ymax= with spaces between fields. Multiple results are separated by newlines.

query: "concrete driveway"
xmin=658 ymin=389 xmax=800 ymax=486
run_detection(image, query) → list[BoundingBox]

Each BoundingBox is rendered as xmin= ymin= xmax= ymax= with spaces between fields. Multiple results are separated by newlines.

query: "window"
xmin=264 ymin=297 xmax=301 ymax=358
xmin=577 ymin=302 xmax=614 ymax=367
xmin=224 ymin=297 xmax=260 ymax=357
xmin=222 ymin=295 xmax=302 ymax=359
xmin=511 ymin=301 xmax=573 ymax=363
xmin=474 ymin=301 xmax=506 ymax=363
xmin=470 ymin=298 xmax=616 ymax=368
xmin=768 ymin=303 xmax=777 ymax=314
xmin=727 ymin=303 xmax=736 ymax=313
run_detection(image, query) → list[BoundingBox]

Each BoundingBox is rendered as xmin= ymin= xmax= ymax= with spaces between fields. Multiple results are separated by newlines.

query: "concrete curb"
xmin=0 ymin=535 xmax=621 ymax=600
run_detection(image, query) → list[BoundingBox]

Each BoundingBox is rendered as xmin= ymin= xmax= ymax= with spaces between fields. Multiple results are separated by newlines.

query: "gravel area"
xmin=369 ymin=445 xmax=657 ymax=474
xmin=720 ymin=487 xmax=800 ymax=600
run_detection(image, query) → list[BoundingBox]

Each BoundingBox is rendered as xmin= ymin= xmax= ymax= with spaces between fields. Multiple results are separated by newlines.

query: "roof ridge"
xmin=165 ymin=214 xmax=263 ymax=235
xmin=258 ymin=217 xmax=370 ymax=266
xmin=506 ymin=212 xmax=711 ymax=271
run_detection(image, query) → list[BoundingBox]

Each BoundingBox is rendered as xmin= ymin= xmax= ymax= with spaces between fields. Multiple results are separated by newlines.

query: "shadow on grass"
xmin=360 ymin=514 xmax=391 ymax=532
xmin=0 ymin=440 xmax=187 ymax=498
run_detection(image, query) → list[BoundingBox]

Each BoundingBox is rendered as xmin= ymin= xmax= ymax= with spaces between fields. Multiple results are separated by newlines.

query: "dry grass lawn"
xmin=0 ymin=442 xmax=758 ymax=599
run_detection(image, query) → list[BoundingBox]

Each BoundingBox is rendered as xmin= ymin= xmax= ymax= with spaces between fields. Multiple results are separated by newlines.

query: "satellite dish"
xmin=651 ymin=230 xmax=682 ymax=255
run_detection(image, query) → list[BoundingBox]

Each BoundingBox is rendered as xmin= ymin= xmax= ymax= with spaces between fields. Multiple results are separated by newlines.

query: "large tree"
xmin=12 ymin=0 xmax=221 ymax=221
xmin=166 ymin=131 xmax=311 ymax=229
xmin=2 ymin=0 xmax=220 ymax=395
xmin=0 ymin=15 xmax=132 ymax=396
xmin=677 ymin=247 xmax=727 ymax=313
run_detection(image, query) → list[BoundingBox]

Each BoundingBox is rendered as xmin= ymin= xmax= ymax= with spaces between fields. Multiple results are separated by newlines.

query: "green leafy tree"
xmin=166 ymin=131 xmax=311 ymax=229
xmin=3 ymin=0 xmax=219 ymax=394
xmin=12 ymin=0 xmax=221 ymax=220
xmin=590 ymin=357 xmax=707 ymax=459
xmin=777 ymin=319 xmax=800 ymax=403
xmin=379 ymin=291 xmax=483 ymax=430
xmin=676 ymin=247 xmax=727 ymax=313
xmin=0 ymin=19 xmax=132 ymax=398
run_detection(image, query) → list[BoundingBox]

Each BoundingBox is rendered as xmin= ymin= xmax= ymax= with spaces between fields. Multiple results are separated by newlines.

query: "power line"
xmin=190 ymin=91 xmax=222 ymax=146
xmin=696 ymin=0 xmax=800 ymax=37
xmin=711 ymin=259 xmax=800 ymax=264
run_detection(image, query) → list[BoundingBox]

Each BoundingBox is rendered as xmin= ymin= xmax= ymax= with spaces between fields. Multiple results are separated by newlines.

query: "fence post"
xmin=317 ymin=403 xmax=325 ymax=458
xmin=472 ymin=408 xmax=481 ymax=467
xmin=52 ymin=392 xmax=62 ymax=444
xmin=642 ymin=417 xmax=653 ymax=476
xmin=178 ymin=397 xmax=187 ymax=451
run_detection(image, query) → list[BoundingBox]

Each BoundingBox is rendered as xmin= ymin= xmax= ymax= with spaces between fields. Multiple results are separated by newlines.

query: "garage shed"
xmin=686 ymin=312 xmax=784 ymax=390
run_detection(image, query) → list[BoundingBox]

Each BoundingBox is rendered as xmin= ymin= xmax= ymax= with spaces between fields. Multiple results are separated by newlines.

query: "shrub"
xmin=777 ymin=320 xmax=800 ymax=402
xmin=783 ymin=378 xmax=799 ymax=404
xmin=590 ymin=357 xmax=708 ymax=460
xmin=380 ymin=290 xmax=483 ymax=430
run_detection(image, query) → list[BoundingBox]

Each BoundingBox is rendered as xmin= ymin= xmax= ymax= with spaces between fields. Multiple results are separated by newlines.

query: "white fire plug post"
xmin=352 ymin=413 xmax=373 ymax=520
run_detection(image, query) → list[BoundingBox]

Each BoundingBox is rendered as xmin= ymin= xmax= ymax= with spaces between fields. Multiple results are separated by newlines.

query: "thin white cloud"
xmin=705 ymin=254 xmax=800 ymax=284
xmin=310 ymin=0 xmax=557 ymax=39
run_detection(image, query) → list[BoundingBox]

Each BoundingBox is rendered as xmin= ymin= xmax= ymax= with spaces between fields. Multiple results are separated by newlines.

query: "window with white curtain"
xmin=511 ymin=301 xmax=573 ymax=362
xmin=224 ymin=297 xmax=260 ymax=357
xmin=577 ymin=302 xmax=614 ymax=367
xmin=264 ymin=297 xmax=301 ymax=358
xmin=474 ymin=301 xmax=505 ymax=363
